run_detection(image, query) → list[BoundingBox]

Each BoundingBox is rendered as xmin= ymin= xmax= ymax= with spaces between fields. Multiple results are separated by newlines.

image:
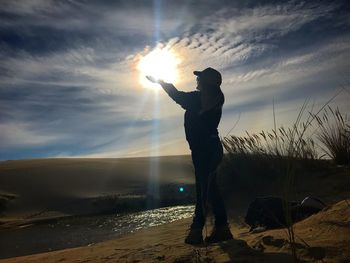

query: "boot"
xmin=184 ymin=228 xmax=203 ymax=245
xmin=204 ymin=225 xmax=233 ymax=243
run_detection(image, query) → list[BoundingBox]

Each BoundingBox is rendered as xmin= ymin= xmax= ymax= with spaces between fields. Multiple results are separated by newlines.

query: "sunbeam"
xmin=146 ymin=89 xmax=161 ymax=208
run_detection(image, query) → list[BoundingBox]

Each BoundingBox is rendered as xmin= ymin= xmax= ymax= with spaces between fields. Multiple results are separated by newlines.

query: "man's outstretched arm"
xmin=146 ymin=76 xmax=196 ymax=110
xmin=158 ymin=80 xmax=179 ymax=98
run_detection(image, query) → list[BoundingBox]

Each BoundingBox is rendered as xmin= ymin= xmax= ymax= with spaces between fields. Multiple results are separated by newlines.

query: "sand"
xmin=1 ymin=199 xmax=349 ymax=263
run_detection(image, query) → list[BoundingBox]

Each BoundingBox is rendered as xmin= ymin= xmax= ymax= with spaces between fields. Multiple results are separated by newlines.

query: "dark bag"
xmin=245 ymin=196 xmax=326 ymax=231
xmin=245 ymin=197 xmax=290 ymax=230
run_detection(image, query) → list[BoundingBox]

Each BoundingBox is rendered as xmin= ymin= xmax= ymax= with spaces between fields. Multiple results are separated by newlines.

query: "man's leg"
xmin=204 ymin=172 xmax=233 ymax=243
xmin=204 ymin=141 xmax=233 ymax=243
xmin=190 ymin=171 xmax=206 ymax=229
xmin=185 ymin=150 xmax=210 ymax=245
xmin=208 ymin=173 xmax=228 ymax=227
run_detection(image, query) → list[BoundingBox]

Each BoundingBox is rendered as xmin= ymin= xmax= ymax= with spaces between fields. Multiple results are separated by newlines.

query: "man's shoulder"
xmin=178 ymin=90 xmax=200 ymax=101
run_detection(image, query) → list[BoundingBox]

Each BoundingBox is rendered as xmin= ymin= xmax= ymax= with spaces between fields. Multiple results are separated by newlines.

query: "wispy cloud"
xmin=0 ymin=0 xmax=349 ymax=159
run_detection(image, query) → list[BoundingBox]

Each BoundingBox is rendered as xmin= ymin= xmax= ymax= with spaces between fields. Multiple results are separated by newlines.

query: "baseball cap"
xmin=193 ymin=67 xmax=222 ymax=86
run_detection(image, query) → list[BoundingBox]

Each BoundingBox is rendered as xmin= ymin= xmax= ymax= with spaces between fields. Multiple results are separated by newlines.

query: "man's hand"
xmin=146 ymin=76 xmax=164 ymax=84
xmin=147 ymin=75 xmax=178 ymax=99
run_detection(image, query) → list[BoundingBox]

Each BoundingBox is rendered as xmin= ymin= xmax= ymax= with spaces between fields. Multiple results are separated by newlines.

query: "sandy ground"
xmin=1 ymin=199 xmax=349 ymax=263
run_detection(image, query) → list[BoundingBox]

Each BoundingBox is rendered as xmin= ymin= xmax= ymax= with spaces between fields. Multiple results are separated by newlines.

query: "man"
xmin=147 ymin=67 xmax=233 ymax=244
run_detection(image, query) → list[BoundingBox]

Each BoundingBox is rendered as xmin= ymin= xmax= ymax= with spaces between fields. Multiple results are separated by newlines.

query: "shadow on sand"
xmin=175 ymin=238 xmax=305 ymax=263
xmin=215 ymin=238 xmax=305 ymax=263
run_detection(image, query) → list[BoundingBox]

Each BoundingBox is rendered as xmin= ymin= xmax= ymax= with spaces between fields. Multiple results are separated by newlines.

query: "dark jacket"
xmin=163 ymin=85 xmax=223 ymax=151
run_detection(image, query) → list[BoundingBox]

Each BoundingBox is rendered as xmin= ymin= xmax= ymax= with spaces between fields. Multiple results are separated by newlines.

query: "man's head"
xmin=194 ymin=67 xmax=222 ymax=91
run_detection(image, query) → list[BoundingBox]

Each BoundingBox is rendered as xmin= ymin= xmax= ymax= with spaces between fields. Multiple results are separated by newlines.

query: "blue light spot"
xmin=179 ymin=187 xmax=184 ymax=192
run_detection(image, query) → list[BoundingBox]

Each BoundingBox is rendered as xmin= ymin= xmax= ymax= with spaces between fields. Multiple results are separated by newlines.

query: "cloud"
xmin=0 ymin=0 xmax=349 ymax=159
xmin=0 ymin=122 xmax=60 ymax=148
xmin=162 ymin=1 xmax=344 ymax=71
xmin=152 ymin=2 xmax=350 ymax=115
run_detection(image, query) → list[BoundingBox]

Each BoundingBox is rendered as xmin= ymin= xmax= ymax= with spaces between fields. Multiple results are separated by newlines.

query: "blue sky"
xmin=0 ymin=0 xmax=349 ymax=160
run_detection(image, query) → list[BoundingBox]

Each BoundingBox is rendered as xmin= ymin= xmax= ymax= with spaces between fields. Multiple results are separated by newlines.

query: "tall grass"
xmin=312 ymin=106 xmax=350 ymax=165
xmin=222 ymin=126 xmax=318 ymax=160
xmin=222 ymin=103 xmax=312 ymax=262
xmin=222 ymin=106 xmax=349 ymax=166
xmin=221 ymin=102 xmax=348 ymax=262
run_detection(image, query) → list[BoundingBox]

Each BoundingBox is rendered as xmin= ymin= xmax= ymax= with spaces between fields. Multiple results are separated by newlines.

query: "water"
xmin=0 ymin=205 xmax=195 ymax=259
xmin=113 ymin=205 xmax=195 ymax=232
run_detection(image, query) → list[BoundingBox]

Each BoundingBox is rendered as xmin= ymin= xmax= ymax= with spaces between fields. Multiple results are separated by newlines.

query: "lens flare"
xmin=137 ymin=47 xmax=180 ymax=89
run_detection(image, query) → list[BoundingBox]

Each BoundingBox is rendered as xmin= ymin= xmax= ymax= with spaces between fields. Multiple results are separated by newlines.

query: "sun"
xmin=137 ymin=47 xmax=180 ymax=89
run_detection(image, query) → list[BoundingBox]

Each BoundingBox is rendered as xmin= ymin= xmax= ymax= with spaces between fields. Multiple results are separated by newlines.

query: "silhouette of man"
xmin=147 ymin=67 xmax=233 ymax=244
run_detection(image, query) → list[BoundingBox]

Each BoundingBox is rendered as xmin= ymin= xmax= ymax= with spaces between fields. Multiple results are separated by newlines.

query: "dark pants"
xmin=190 ymin=137 xmax=228 ymax=229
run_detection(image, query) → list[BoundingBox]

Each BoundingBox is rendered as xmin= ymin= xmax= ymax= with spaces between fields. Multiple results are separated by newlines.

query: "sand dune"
xmin=1 ymin=199 xmax=349 ymax=263
xmin=0 ymin=156 xmax=194 ymax=217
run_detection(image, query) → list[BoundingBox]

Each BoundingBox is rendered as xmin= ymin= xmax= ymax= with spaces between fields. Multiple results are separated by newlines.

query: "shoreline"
xmin=0 ymin=205 xmax=195 ymax=259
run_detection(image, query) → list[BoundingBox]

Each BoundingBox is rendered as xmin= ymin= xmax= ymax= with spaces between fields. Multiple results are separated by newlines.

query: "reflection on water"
xmin=113 ymin=205 xmax=195 ymax=233
xmin=0 ymin=205 xmax=195 ymax=259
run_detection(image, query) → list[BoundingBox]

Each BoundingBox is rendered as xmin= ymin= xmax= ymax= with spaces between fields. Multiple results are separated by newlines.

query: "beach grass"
xmin=220 ymin=101 xmax=349 ymax=262
xmin=312 ymin=106 xmax=350 ymax=165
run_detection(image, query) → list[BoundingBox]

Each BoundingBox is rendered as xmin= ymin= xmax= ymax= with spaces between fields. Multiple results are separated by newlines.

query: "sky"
xmin=0 ymin=0 xmax=349 ymax=160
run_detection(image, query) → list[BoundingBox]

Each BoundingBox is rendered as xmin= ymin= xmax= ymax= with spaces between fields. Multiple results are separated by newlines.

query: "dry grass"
xmin=221 ymin=102 xmax=349 ymax=262
xmin=222 ymin=105 xmax=349 ymax=169
xmin=222 ymin=126 xmax=319 ymax=160
xmin=312 ymin=106 xmax=350 ymax=165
